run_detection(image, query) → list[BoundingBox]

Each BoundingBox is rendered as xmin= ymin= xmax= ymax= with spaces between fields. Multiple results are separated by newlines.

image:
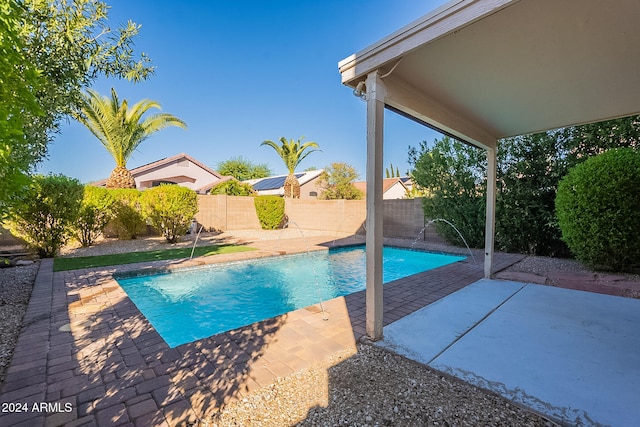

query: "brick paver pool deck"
xmin=0 ymin=237 xmax=523 ymax=426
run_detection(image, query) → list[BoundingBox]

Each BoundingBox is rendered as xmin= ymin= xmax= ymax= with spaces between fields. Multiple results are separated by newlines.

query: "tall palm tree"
xmin=75 ymin=88 xmax=187 ymax=188
xmin=261 ymin=137 xmax=320 ymax=198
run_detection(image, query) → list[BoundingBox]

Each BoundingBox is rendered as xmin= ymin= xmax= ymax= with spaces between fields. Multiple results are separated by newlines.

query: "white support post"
xmin=365 ymin=71 xmax=386 ymax=341
xmin=484 ymin=146 xmax=497 ymax=278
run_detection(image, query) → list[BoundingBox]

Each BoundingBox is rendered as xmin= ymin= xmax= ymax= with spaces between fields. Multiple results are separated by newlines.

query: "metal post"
xmin=484 ymin=146 xmax=497 ymax=278
xmin=365 ymin=71 xmax=386 ymax=341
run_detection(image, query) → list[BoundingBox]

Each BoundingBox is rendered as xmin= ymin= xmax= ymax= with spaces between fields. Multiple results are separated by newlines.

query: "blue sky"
xmin=38 ymin=0 xmax=447 ymax=183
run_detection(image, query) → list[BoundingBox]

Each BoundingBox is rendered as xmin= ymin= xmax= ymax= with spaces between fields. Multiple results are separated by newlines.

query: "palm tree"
xmin=75 ymin=88 xmax=187 ymax=188
xmin=261 ymin=137 xmax=320 ymax=198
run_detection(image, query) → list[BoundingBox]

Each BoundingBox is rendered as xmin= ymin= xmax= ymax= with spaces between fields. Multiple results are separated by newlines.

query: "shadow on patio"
xmin=0 ymin=260 xmax=291 ymax=426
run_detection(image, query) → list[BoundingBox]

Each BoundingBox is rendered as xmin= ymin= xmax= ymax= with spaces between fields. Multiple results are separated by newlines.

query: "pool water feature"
xmin=115 ymin=246 xmax=465 ymax=347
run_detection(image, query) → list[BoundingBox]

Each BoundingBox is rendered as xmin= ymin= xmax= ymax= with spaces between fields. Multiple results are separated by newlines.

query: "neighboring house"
xmin=196 ymin=176 xmax=236 ymax=195
xmin=92 ymin=153 xmax=227 ymax=192
xmin=399 ymin=176 xmax=414 ymax=192
xmin=245 ymin=169 xmax=325 ymax=198
xmin=353 ymin=177 xmax=409 ymax=199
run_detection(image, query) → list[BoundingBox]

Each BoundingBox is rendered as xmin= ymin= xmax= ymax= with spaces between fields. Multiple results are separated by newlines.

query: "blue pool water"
xmin=116 ymin=246 xmax=465 ymax=347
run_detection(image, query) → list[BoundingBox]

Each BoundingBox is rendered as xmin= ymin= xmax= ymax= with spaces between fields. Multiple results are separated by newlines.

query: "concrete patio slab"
xmin=379 ymin=279 xmax=525 ymax=364
xmin=379 ymin=279 xmax=640 ymax=427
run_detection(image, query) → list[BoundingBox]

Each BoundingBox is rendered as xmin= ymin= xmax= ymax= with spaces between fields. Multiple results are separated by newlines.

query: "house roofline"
xmin=130 ymin=153 xmax=222 ymax=179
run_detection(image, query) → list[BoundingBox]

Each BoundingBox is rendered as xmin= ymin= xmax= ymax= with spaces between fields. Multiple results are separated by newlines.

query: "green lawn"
xmin=53 ymin=244 xmax=256 ymax=272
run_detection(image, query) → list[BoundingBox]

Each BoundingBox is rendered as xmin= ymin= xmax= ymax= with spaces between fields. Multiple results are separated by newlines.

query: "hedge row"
xmin=7 ymin=177 xmax=199 ymax=256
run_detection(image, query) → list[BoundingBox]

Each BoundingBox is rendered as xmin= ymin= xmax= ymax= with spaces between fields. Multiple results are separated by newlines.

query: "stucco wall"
xmin=195 ymin=195 xmax=445 ymax=241
xmin=284 ymin=199 xmax=366 ymax=233
xmin=195 ymin=195 xmax=261 ymax=231
xmin=383 ymin=198 xmax=424 ymax=238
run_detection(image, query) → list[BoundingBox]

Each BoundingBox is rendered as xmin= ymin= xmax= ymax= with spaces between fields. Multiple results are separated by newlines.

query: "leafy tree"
xmin=409 ymin=115 xmax=640 ymax=256
xmin=7 ymin=174 xmax=84 ymax=257
xmin=216 ymin=156 xmax=271 ymax=181
xmin=19 ymin=0 xmax=154 ymax=146
xmin=1 ymin=0 xmax=153 ymax=217
xmin=141 ymin=185 xmax=198 ymax=243
xmin=0 ymin=0 xmax=43 ymax=219
xmin=261 ymin=136 xmax=320 ymax=198
xmin=75 ymin=88 xmax=186 ymax=188
xmin=557 ymin=116 xmax=640 ymax=165
xmin=318 ymin=163 xmax=363 ymax=200
xmin=74 ymin=186 xmax=115 ymax=247
xmin=556 ymin=148 xmax=640 ymax=272
xmin=495 ymin=132 xmax=570 ymax=256
xmin=409 ymin=137 xmax=487 ymax=248
xmin=209 ymin=180 xmax=256 ymax=196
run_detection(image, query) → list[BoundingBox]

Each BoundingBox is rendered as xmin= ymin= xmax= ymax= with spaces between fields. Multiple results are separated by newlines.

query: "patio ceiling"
xmin=339 ymin=0 xmax=640 ymax=149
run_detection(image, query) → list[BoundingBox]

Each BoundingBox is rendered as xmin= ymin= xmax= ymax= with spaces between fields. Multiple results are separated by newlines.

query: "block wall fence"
xmin=195 ymin=195 xmax=445 ymax=242
xmin=0 ymin=196 xmax=446 ymax=247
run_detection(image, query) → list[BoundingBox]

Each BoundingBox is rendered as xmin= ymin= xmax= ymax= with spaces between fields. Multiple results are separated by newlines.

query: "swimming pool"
xmin=115 ymin=246 xmax=465 ymax=347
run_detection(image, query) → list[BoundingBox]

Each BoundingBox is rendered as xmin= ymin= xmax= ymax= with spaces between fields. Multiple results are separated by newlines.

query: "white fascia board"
xmin=338 ymin=0 xmax=519 ymax=86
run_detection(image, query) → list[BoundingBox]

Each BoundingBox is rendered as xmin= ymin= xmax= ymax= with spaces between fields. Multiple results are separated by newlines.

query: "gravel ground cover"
xmin=204 ymin=344 xmax=557 ymax=427
xmin=0 ymin=234 xmax=625 ymax=426
xmin=0 ymin=262 xmax=39 ymax=385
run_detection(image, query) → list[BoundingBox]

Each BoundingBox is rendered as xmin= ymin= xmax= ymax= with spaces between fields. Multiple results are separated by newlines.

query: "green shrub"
xmin=409 ymin=137 xmax=487 ymax=248
xmin=109 ymin=188 xmax=146 ymax=240
xmin=495 ymin=133 xmax=570 ymax=256
xmin=74 ymin=186 xmax=115 ymax=247
xmin=254 ymin=196 xmax=286 ymax=230
xmin=8 ymin=174 xmax=83 ymax=257
xmin=141 ymin=184 xmax=198 ymax=243
xmin=556 ymin=148 xmax=640 ymax=272
xmin=209 ymin=180 xmax=256 ymax=196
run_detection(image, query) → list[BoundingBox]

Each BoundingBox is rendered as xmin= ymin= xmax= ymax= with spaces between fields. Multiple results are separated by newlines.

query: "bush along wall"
xmin=556 ymin=148 xmax=640 ymax=272
xmin=141 ymin=184 xmax=198 ymax=243
xmin=254 ymin=196 xmax=286 ymax=230
xmin=74 ymin=186 xmax=115 ymax=247
xmin=208 ymin=180 xmax=256 ymax=196
xmin=7 ymin=174 xmax=84 ymax=257
xmin=108 ymin=188 xmax=146 ymax=240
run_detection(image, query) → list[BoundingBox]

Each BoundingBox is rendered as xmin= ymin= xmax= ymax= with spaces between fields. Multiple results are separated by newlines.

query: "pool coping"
xmin=0 ymin=236 xmax=524 ymax=426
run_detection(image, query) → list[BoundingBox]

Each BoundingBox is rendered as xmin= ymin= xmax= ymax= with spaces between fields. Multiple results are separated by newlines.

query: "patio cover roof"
xmin=339 ymin=0 xmax=640 ymax=149
xmin=339 ymin=0 xmax=640 ymax=341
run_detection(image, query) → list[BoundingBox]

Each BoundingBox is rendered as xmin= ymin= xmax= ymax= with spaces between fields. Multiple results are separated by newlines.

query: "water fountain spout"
xmin=189 ymin=225 xmax=204 ymax=260
xmin=332 ymin=214 xmax=365 ymax=247
xmin=411 ymin=227 xmax=427 ymax=249
xmin=412 ymin=219 xmax=477 ymax=264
